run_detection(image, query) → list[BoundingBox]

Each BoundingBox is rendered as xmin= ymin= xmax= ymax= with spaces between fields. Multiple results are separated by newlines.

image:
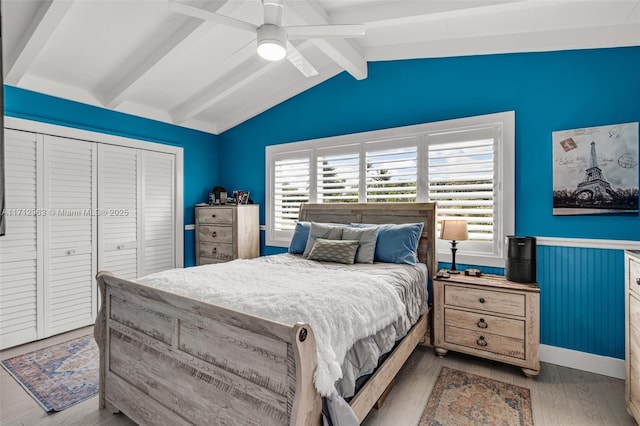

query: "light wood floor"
xmin=1 ymin=327 xmax=634 ymax=426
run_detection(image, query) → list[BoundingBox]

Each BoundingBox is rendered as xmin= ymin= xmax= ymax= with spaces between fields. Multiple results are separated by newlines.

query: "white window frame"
xmin=266 ymin=111 xmax=514 ymax=268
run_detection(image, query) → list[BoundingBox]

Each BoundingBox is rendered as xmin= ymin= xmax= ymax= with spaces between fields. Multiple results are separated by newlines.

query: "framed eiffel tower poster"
xmin=553 ymin=122 xmax=639 ymax=216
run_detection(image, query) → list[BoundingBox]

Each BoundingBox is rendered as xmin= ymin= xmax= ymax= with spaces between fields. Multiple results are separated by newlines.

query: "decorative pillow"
xmin=342 ymin=226 xmax=378 ymax=264
xmin=307 ymin=239 xmax=359 ymax=265
xmin=288 ymin=221 xmax=311 ymax=254
xmin=351 ymin=223 xmax=424 ymax=265
xmin=303 ymin=222 xmax=345 ymax=258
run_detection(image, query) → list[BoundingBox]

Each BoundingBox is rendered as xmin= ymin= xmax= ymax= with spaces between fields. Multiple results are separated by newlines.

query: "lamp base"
xmin=448 ymin=270 xmax=461 ymax=274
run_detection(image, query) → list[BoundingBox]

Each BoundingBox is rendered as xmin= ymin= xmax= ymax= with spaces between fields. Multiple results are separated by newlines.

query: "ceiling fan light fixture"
xmin=257 ymin=24 xmax=287 ymax=61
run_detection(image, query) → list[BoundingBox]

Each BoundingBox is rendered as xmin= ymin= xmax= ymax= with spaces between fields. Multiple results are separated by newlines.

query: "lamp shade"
xmin=440 ymin=220 xmax=468 ymax=241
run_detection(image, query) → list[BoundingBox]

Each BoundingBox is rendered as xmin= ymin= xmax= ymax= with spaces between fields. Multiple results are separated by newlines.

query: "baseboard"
xmin=540 ymin=344 xmax=625 ymax=379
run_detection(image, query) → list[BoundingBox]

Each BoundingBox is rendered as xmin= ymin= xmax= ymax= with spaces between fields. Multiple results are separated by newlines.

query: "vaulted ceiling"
xmin=3 ymin=0 xmax=639 ymax=135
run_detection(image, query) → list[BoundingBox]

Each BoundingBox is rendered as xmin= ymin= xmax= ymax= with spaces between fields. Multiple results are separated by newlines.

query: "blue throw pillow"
xmin=351 ymin=223 xmax=424 ymax=265
xmin=288 ymin=221 xmax=311 ymax=254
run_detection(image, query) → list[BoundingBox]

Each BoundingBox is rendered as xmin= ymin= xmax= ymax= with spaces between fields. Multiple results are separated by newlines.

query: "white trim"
xmin=540 ymin=344 xmax=625 ymax=379
xmin=185 ymin=224 xmax=195 ymax=231
xmin=536 ymin=236 xmax=640 ymax=251
xmin=5 ymin=117 xmax=183 ymax=156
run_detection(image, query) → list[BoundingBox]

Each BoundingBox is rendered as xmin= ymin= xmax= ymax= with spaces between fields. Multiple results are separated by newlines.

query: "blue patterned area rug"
xmin=1 ymin=335 xmax=99 ymax=412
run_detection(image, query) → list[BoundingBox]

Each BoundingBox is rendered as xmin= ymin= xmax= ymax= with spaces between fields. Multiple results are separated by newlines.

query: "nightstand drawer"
xmin=445 ymin=325 xmax=525 ymax=359
xmin=445 ymin=285 xmax=525 ymax=317
xmin=199 ymin=242 xmax=233 ymax=261
xmin=444 ymin=308 xmax=524 ymax=340
xmin=198 ymin=225 xmax=233 ymax=243
xmin=629 ymin=256 xmax=640 ymax=298
xmin=197 ymin=208 xmax=233 ymax=224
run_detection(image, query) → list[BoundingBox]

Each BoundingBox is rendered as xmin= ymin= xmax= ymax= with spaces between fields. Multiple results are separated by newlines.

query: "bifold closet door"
xmin=0 ymin=130 xmax=42 ymax=349
xmin=98 ymin=145 xmax=140 ymax=280
xmin=43 ymin=136 xmax=97 ymax=336
xmin=141 ymin=151 xmax=176 ymax=276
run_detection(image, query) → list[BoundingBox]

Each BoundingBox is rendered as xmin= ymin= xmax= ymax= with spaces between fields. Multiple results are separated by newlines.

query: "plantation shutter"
xmin=317 ymin=147 xmax=359 ymax=203
xmin=366 ymin=140 xmax=418 ymax=203
xmin=273 ymin=152 xmax=310 ymax=235
xmin=428 ymin=130 xmax=495 ymax=243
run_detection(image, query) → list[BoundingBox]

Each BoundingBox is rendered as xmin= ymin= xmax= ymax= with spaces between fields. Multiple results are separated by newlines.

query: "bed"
xmin=94 ymin=202 xmax=437 ymax=425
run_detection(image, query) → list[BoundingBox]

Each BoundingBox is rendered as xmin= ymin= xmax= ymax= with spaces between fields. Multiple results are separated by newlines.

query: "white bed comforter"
xmin=137 ymin=254 xmax=424 ymax=397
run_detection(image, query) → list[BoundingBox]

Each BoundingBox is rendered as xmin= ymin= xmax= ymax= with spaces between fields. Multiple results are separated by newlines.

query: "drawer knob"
xmin=212 ymin=248 xmax=217 ymax=254
xmin=211 ymin=214 xmax=216 ymax=217
xmin=636 ymin=278 xmax=640 ymax=286
xmin=66 ymin=249 xmax=76 ymax=255
xmin=477 ymin=318 xmax=488 ymax=329
xmin=211 ymin=231 xmax=217 ymax=237
xmin=476 ymin=336 xmax=488 ymax=347
xmin=479 ymin=297 xmax=485 ymax=304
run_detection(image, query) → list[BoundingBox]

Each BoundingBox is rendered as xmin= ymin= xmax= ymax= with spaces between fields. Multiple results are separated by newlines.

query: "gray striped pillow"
xmin=307 ymin=238 xmax=359 ymax=265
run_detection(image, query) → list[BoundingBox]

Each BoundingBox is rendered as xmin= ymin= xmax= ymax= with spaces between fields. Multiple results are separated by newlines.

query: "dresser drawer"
xmin=197 ymin=208 xmax=233 ymax=225
xmin=445 ymin=285 xmax=525 ymax=317
xmin=199 ymin=242 xmax=233 ymax=262
xmin=198 ymin=225 xmax=233 ymax=243
xmin=444 ymin=308 xmax=524 ymax=340
xmin=629 ymin=256 xmax=640 ymax=298
xmin=445 ymin=325 xmax=525 ymax=359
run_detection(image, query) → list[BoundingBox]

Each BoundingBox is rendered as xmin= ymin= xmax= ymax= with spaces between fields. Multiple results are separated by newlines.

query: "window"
xmin=266 ymin=111 xmax=514 ymax=267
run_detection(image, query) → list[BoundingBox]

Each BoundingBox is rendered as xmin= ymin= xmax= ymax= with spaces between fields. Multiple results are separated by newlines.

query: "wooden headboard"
xmin=298 ymin=202 xmax=437 ymax=277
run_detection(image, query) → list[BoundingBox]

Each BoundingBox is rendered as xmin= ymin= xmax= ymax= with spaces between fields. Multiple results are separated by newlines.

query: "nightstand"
xmin=433 ymin=272 xmax=540 ymax=377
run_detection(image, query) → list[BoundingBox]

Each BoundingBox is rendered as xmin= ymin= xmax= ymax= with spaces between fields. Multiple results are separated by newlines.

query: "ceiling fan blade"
xmin=285 ymin=24 xmax=365 ymax=40
xmin=168 ymin=0 xmax=257 ymax=33
xmin=263 ymin=0 xmax=283 ymax=26
xmin=286 ymin=42 xmax=319 ymax=78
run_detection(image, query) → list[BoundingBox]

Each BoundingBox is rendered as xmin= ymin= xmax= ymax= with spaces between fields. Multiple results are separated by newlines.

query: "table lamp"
xmin=440 ymin=220 xmax=468 ymax=274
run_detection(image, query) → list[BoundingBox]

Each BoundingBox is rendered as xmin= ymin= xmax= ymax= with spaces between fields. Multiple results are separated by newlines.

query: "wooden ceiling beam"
xmin=284 ymin=1 xmax=367 ymax=80
xmin=330 ymin=0 xmax=526 ymax=28
xmin=5 ymin=0 xmax=74 ymax=86
xmin=170 ymin=40 xmax=279 ymax=124
xmin=98 ymin=1 xmax=243 ymax=109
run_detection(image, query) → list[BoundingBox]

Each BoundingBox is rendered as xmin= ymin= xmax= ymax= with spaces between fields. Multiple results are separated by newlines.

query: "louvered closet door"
xmin=43 ymin=136 xmax=97 ymax=336
xmin=0 ymin=130 xmax=42 ymax=349
xmin=141 ymin=151 xmax=175 ymax=276
xmin=98 ymin=145 xmax=139 ymax=280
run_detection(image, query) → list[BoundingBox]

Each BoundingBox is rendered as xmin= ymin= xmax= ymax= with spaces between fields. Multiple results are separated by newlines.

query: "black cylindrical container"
xmin=505 ymin=236 xmax=537 ymax=283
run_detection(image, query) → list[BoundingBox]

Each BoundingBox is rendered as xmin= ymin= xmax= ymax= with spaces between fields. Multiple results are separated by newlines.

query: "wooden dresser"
xmin=195 ymin=205 xmax=259 ymax=265
xmin=625 ymin=250 xmax=640 ymax=423
xmin=433 ymin=273 xmax=540 ymax=377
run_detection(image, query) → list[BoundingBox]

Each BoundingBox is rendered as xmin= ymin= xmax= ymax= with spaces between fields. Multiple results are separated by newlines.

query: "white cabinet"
xmin=0 ymin=127 xmax=181 ymax=349
xmin=98 ymin=144 xmax=140 ymax=280
xmin=141 ymin=151 xmax=175 ymax=276
xmin=0 ymin=130 xmax=42 ymax=348
xmin=43 ymin=136 xmax=98 ymax=336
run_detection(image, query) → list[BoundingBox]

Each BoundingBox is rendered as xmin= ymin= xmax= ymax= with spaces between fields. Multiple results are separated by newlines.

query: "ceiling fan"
xmin=169 ymin=0 xmax=365 ymax=77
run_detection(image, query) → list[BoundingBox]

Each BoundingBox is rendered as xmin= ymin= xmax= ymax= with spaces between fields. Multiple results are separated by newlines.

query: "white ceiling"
xmin=3 ymin=0 xmax=639 ymax=135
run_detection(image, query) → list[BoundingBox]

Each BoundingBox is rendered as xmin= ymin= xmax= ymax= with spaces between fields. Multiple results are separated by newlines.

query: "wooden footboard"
xmin=95 ymin=271 xmax=322 ymax=426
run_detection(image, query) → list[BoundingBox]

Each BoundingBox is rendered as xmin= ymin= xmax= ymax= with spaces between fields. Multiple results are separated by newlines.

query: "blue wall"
xmin=4 ymin=86 xmax=219 ymax=267
xmin=218 ymin=47 xmax=640 ymax=359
